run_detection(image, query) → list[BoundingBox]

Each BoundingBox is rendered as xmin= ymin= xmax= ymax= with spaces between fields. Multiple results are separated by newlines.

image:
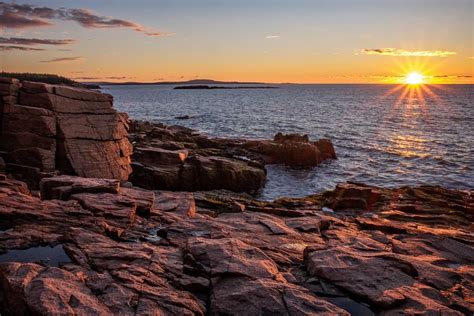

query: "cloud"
xmin=40 ymin=56 xmax=83 ymax=63
xmin=0 ymin=11 xmax=52 ymax=28
xmin=0 ymin=2 xmax=165 ymax=36
xmin=265 ymin=35 xmax=280 ymax=39
xmin=0 ymin=45 xmax=44 ymax=51
xmin=360 ymin=48 xmax=457 ymax=57
xmin=0 ymin=36 xmax=75 ymax=45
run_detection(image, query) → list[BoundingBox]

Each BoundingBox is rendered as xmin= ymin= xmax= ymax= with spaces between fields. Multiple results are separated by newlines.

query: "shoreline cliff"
xmin=0 ymin=79 xmax=472 ymax=315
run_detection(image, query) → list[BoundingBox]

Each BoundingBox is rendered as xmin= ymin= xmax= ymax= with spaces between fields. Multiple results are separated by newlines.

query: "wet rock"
xmin=0 ymin=245 xmax=71 ymax=267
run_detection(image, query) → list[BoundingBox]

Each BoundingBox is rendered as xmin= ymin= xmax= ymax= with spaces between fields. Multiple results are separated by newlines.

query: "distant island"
xmin=98 ymin=79 xmax=273 ymax=86
xmin=174 ymin=85 xmax=278 ymax=90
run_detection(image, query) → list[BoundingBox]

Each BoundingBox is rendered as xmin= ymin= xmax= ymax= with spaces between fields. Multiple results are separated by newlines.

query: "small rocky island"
xmin=0 ymin=78 xmax=472 ymax=315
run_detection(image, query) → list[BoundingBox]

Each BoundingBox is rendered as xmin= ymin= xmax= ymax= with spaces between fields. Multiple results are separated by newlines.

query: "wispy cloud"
xmin=265 ymin=35 xmax=280 ymax=39
xmin=0 ymin=2 xmax=166 ymax=36
xmin=40 ymin=56 xmax=83 ymax=63
xmin=360 ymin=48 xmax=457 ymax=57
xmin=0 ymin=45 xmax=44 ymax=51
xmin=0 ymin=36 xmax=75 ymax=45
xmin=0 ymin=11 xmax=52 ymax=28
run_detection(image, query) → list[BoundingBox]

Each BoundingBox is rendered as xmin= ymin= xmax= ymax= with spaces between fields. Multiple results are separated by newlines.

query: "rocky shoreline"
xmin=0 ymin=79 xmax=473 ymax=315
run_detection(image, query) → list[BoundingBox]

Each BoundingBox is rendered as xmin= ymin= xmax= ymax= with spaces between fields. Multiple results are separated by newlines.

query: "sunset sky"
xmin=0 ymin=0 xmax=473 ymax=83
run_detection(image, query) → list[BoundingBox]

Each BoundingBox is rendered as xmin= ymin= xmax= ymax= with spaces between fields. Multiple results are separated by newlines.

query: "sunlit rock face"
xmin=0 ymin=78 xmax=132 ymax=184
xmin=0 ymin=174 xmax=472 ymax=315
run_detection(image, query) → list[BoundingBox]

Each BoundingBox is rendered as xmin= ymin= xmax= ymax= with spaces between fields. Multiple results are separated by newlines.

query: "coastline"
xmin=0 ymin=79 xmax=473 ymax=315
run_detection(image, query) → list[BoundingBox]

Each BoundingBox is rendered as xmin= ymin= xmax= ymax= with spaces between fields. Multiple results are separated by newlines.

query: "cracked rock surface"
xmin=0 ymin=176 xmax=472 ymax=315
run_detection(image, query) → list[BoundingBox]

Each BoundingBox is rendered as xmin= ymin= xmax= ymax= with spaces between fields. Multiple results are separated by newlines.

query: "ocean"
xmin=103 ymin=84 xmax=474 ymax=200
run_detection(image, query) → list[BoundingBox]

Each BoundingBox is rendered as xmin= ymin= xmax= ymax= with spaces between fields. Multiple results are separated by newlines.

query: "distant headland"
xmin=98 ymin=79 xmax=273 ymax=86
xmin=174 ymin=85 xmax=278 ymax=90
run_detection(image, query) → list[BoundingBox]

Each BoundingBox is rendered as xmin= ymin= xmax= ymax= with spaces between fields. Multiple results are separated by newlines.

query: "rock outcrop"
xmin=128 ymin=121 xmax=336 ymax=193
xmin=2 ymin=79 xmax=470 ymax=315
xmin=0 ymin=174 xmax=472 ymax=315
xmin=242 ymin=133 xmax=336 ymax=166
xmin=0 ymin=78 xmax=132 ymax=186
xmin=131 ymin=147 xmax=266 ymax=193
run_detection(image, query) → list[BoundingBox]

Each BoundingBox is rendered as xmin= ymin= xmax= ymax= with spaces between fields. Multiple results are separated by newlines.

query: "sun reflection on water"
xmin=378 ymin=77 xmax=450 ymax=163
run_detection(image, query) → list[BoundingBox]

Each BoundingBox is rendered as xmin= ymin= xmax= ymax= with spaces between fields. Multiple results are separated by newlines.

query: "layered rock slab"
xmin=1 ymin=177 xmax=473 ymax=314
xmin=0 ymin=78 xmax=132 ymax=182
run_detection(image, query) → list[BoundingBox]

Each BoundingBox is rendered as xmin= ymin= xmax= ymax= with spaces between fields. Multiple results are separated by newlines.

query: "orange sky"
xmin=1 ymin=0 xmax=473 ymax=83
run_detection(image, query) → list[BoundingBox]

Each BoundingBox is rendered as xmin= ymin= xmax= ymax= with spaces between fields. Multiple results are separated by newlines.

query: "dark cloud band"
xmin=0 ymin=2 xmax=164 ymax=36
xmin=0 ymin=37 xmax=75 ymax=45
xmin=0 ymin=45 xmax=45 ymax=51
xmin=40 ymin=56 xmax=83 ymax=63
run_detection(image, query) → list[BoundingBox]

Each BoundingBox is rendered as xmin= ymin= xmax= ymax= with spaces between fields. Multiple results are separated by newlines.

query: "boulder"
xmin=274 ymin=132 xmax=309 ymax=143
xmin=243 ymin=133 xmax=336 ymax=167
xmin=326 ymin=182 xmax=383 ymax=211
xmin=133 ymin=147 xmax=188 ymax=165
xmin=131 ymin=154 xmax=266 ymax=193
xmin=314 ymin=138 xmax=337 ymax=159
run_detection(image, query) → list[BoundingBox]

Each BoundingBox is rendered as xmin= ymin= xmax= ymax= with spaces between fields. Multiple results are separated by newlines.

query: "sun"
xmin=405 ymin=72 xmax=424 ymax=85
